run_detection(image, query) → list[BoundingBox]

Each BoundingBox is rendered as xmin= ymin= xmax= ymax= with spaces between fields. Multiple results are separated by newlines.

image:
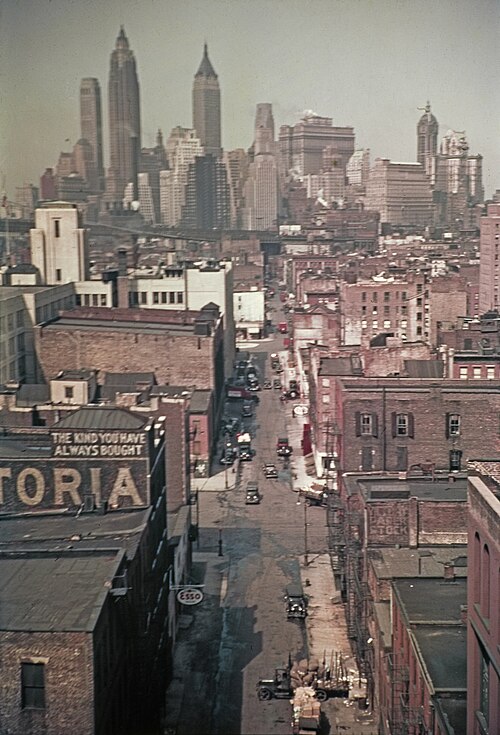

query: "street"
xmin=165 ymin=333 xmax=335 ymax=734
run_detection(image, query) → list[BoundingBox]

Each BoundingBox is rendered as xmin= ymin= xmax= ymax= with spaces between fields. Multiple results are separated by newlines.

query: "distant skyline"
xmin=1 ymin=0 xmax=499 ymax=199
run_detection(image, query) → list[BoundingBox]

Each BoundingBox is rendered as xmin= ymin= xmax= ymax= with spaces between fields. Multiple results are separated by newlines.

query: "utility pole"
xmin=304 ymin=500 xmax=309 ymax=566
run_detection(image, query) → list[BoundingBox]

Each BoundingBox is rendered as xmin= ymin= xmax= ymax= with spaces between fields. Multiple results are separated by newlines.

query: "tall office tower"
xmin=254 ymin=103 xmax=275 ymax=155
xmin=40 ymin=168 xmax=57 ymax=200
xmin=479 ymin=203 xmax=500 ymax=313
xmin=181 ymin=154 xmax=229 ymax=230
xmin=124 ymin=173 xmax=155 ymax=223
xmin=224 ymin=149 xmax=249 ymax=228
xmin=79 ymin=78 xmax=105 ymax=192
xmin=278 ymin=112 xmax=355 ymax=177
xmin=364 ymin=159 xmax=434 ymax=227
xmin=346 ymin=149 xmax=371 ymax=186
xmin=140 ymin=129 xmax=168 ymax=223
xmin=107 ymin=27 xmax=141 ymax=207
xmin=160 ymin=127 xmax=203 ymax=226
xmin=192 ymin=43 xmax=221 ymax=157
xmin=72 ymin=138 xmax=94 ymax=189
xmin=416 ymin=102 xmax=438 ymax=177
xmin=30 ymin=202 xmax=89 ymax=284
xmin=14 ymin=184 xmax=39 ymax=217
xmin=242 ymin=103 xmax=278 ymax=230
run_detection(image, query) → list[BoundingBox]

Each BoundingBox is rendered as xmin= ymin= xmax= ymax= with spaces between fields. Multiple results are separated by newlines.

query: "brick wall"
xmin=0 ymin=631 xmax=94 ymax=735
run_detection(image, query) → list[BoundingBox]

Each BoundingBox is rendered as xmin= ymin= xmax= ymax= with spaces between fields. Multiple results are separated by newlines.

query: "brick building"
xmin=0 ymin=406 xmax=173 ymax=734
xmin=386 ymin=577 xmax=467 ymax=735
xmin=466 ymin=464 xmax=500 ymax=735
xmin=314 ymin=377 xmax=500 ymax=476
xmin=33 ymin=305 xmax=226 ymax=419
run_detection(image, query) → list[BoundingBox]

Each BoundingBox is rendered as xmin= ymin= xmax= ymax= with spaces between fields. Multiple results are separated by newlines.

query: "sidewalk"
xmin=286 ymin=405 xmax=376 ymax=733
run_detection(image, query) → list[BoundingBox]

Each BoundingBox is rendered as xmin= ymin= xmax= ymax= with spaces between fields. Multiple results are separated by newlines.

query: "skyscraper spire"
xmin=192 ymin=44 xmax=221 ymax=157
xmin=107 ymin=28 xmax=141 ymax=207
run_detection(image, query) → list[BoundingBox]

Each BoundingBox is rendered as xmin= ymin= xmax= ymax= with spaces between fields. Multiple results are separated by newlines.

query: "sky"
xmin=1 ymin=0 xmax=499 ymax=199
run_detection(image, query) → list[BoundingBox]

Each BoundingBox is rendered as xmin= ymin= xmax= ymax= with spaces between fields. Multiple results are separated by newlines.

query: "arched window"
xmin=481 ymin=545 xmax=490 ymax=619
xmin=473 ymin=532 xmax=481 ymax=605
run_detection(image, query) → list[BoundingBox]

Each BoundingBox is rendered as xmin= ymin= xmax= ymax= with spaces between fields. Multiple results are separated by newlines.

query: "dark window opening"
xmin=21 ymin=662 xmax=45 ymax=709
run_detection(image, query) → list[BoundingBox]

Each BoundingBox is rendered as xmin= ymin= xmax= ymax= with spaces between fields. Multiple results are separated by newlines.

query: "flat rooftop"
xmin=369 ymin=547 xmax=467 ymax=579
xmin=393 ymin=578 xmax=466 ymax=624
xmin=413 ymin=625 xmax=467 ymax=690
xmin=41 ymin=316 xmax=196 ymax=336
xmin=0 ymin=508 xmax=150 ymax=557
xmin=0 ymin=550 xmax=122 ymax=632
xmin=347 ymin=476 xmax=468 ymax=502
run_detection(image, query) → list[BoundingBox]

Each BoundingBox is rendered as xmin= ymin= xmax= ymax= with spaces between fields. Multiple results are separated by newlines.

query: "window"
xmin=161 ymin=292 xmax=167 ymax=304
xmin=392 ymin=412 xmax=414 ymax=438
xmin=361 ymin=291 xmax=366 ymax=302
xmin=169 ymin=292 xmax=175 ymax=304
xmin=64 ymin=386 xmax=74 ymax=399
xmin=384 ymin=291 xmax=390 ymax=302
xmin=361 ymin=319 xmax=367 ymax=329
xmin=449 ymin=449 xmax=462 ymax=471
xmin=447 ymin=413 xmax=461 ymax=436
xmin=153 ymin=292 xmax=160 ymax=304
xmin=21 ymin=662 xmax=45 ymax=709
xmin=100 ymin=294 xmax=107 ymax=306
xmin=177 ymin=292 xmax=183 ymax=304
xmin=372 ymin=320 xmax=378 ymax=330
xmin=416 ymin=326 xmax=422 ymax=336
xmin=140 ymin=292 xmax=147 ymax=305
xmin=417 ymin=283 xmax=423 ymax=294
xmin=322 ymin=394 xmax=330 ymax=404
xmin=481 ymin=545 xmax=490 ymax=619
xmin=486 ymin=367 xmax=495 ymax=379
xmin=473 ymin=367 xmax=482 ymax=379
xmin=402 ymin=291 xmax=407 ymax=301
xmin=473 ymin=532 xmax=481 ymax=604
xmin=372 ymin=292 xmax=378 ymax=302
xmin=384 ymin=305 xmax=390 ymax=315
xmin=396 ymin=446 xmax=408 ymax=471
xmin=92 ymin=294 xmax=98 ymax=306
xmin=54 ymin=220 xmax=60 ymax=238
xmin=16 ymin=311 xmax=23 ymax=327
xmin=361 ymin=305 xmax=367 ymax=314
xmin=355 ymin=412 xmax=378 ymax=437
xmin=417 ymin=297 xmax=422 ymax=307
xmin=384 ymin=320 xmax=391 ymax=329
xmin=321 ymin=378 xmax=330 ymax=388
xmin=459 ymin=367 xmax=468 ymax=380
xmin=361 ymin=446 xmax=373 ymax=471
xmin=479 ymin=648 xmax=490 ymax=729
xmin=55 ymin=268 xmax=62 ymax=282
xmin=372 ymin=306 xmax=378 ymax=315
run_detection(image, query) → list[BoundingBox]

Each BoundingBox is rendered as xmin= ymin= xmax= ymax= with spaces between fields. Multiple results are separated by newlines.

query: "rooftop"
xmin=413 ymin=625 xmax=467 ymax=690
xmin=369 ymin=547 xmax=467 ymax=579
xmin=53 ymin=406 xmax=147 ymax=430
xmin=0 ymin=507 xmax=148 ymax=550
xmin=0 ymin=550 xmax=123 ymax=632
xmin=393 ymin=577 xmax=467 ymax=624
xmin=349 ymin=476 xmax=468 ymax=502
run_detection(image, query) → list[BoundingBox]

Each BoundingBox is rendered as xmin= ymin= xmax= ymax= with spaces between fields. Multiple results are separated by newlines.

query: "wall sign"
xmin=176 ymin=587 xmax=204 ymax=606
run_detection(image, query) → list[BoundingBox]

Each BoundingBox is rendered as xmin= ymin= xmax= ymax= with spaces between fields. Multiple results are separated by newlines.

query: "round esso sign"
xmin=176 ymin=587 xmax=204 ymax=606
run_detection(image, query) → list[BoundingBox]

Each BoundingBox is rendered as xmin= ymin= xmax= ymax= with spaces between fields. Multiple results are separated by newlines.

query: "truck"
xmin=278 ymin=322 xmax=288 ymax=334
xmin=276 ymin=437 xmax=293 ymax=457
xmin=226 ymin=385 xmax=258 ymax=402
xmin=237 ymin=432 xmax=254 ymax=461
xmin=257 ymin=654 xmax=350 ymax=703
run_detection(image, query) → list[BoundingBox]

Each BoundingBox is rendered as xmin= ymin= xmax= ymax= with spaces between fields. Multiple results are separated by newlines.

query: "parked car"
xmin=285 ymin=584 xmax=308 ymax=619
xmin=241 ymin=402 xmax=253 ymax=417
xmin=263 ymin=463 xmax=278 ymax=479
xmin=276 ymin=437 xmax=292 ymax=457
xmin=263 ymin=379 xmax=272 ymax=390
xmin=245 ymin=481 xmax=261 ymax=504
xmin=273 ymin=378 xmax=282 ymax=390
xmin=220 ymin=448 xmax=237 ymax=465
xmin=223 ymin=417 xmax=241 ymax=435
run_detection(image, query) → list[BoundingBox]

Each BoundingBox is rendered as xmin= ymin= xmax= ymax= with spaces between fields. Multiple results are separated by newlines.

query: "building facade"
xmin=192 ymin=43 xmax=221 ymax=158
xmin=364 ymin=159 xmax=434 ymax=227
xmin=30 ymin=202 xmax=89 ymax=285
xmin=107 ymin=27 xmax=141 ymax=208
xmin=79 ymin=77 xmax=105 ymax=193
xmin=479 ymin=202 xmax=500 ymax=313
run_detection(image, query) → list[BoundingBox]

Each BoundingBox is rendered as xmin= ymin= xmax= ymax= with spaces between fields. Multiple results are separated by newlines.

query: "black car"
xmin=285 ymin=584 xmax=308 ymax=619
xmin=245 ymin=481 xmax=261 ymax=504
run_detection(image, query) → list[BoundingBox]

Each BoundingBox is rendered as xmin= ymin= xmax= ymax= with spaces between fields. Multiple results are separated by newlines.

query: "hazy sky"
xmin=1 ymin=0 xmax=499 ymax=198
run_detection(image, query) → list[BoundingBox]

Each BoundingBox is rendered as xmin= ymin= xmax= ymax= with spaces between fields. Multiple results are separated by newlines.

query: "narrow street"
xmin=165 ymin=327 xmax=376 ymax=734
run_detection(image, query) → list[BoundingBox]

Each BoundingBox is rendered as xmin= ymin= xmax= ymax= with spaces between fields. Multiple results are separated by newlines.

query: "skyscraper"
xmin=479 ymin=203 xmax=500 ymax=313
xmin=192 ymin=43 xmax=221 ymax=157
xmin=107 ymin=27 xmax=141 ymax=207
xmin=416 ymin=102 xmax=438 ymax=177
xmin=79 ymin=78 xmax=105 ymax=192
xmin=242 ymin=104 xmax=278 ymax=230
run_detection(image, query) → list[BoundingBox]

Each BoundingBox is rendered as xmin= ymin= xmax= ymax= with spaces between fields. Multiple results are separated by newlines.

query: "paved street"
xmin=165 ymin=334 xmax=376 ymax=734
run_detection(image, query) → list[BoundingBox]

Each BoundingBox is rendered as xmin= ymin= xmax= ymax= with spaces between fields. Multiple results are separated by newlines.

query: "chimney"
xmin=443 ymin=563 xmax=456 ymax=582
xmin=116 ymin=248 xmax=129 ymax=309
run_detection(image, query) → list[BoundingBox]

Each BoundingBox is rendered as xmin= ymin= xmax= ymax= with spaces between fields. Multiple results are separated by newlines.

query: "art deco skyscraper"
xmin=79 ymin=78 xmax=105 ymax=192
xmin=192 ymin=43 xmax=221 ymax=157
xmin=242 ymin=103 xmax=278 ymax=230
xmin=416 ymin=102 xmax=438 ymax=178
xmin=107 ymin=27 xmax=141 ymax=205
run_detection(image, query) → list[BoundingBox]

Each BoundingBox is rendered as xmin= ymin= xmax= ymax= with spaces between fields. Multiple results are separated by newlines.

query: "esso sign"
xmin=176 ymin=587 xmax=204 ymax=606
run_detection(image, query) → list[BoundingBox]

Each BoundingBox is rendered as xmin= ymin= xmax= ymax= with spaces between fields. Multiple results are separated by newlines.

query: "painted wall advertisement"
xmin=0 ymin=429 xmax=150 ymax=513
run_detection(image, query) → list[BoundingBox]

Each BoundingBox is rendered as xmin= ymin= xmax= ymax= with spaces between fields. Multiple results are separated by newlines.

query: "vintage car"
xmin=245 ymin=481 xmax=261 ymax=504
xmin=263 ymin=463 xmax=278 ymax=479
xmin=285 ymin=584 xmax=308 ymax=619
